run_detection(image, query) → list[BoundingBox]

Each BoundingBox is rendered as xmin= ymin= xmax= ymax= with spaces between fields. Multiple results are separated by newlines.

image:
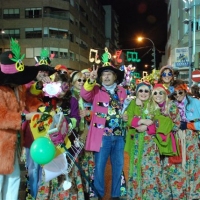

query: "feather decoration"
xmin=9 ymin=38 xmax=25 ymax=62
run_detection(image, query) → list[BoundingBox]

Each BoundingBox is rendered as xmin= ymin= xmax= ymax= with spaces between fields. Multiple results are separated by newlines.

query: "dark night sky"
xmin=100 ymin=0 xmax=168 ymax=71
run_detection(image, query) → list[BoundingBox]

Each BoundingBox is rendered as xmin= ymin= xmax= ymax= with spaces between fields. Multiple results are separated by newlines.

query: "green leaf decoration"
xmin=9 ymin=38 xmax=25 ymax=62
xmin=40 ymin=49 xmax=49 ymax=59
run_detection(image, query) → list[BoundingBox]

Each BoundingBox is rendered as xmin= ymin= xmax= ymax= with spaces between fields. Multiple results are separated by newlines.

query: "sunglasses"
xmin=138 ymin=89 xmax=149 ymax=93
xmin=77 ymin=79 xmax=86 ymax=83
xmin=162 ymin=72 xmax=172 ymax=77
xmin=173 ymin=91 xmax=184 ymax=96
xmin=153 ymin=91 xmax=164 ymax=95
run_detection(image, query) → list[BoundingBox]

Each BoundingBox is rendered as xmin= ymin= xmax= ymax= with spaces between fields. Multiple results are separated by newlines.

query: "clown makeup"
xmin=137 ymin=85 xmax=150 ymax=101
xmin=161 ymin=69 xmax=173 ymax=84
xmin=153 ymin=89 xmax=166 ymax=104
xmin=173 ymin=90 xmax=186 ymax=102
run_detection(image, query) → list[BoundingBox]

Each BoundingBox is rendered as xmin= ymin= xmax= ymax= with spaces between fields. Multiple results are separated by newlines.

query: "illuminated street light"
xmin=138 ymin=37 xmax=156 ymax=69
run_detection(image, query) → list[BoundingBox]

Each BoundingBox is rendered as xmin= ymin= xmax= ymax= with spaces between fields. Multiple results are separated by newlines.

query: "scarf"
xmin=175 ymin=97 xmax=187 ymax=122
xmin=102 ymin=83 xmax=117 ymax=94
xmin=158 ymin=101 xmax=166 ymax=114
xmin=130 ymin=100 xmax=148 ymax=181
xmin=72 ymin=88 xmax=85 ymax=131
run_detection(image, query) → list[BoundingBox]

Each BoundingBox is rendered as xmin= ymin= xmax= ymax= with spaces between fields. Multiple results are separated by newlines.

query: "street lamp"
xmin=137 ymin=37 xmax=156 ymax=69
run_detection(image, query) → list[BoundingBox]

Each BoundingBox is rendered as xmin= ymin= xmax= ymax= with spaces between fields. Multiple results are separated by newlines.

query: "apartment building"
xmin=163 ymin=0 xmax=200 ymax=85
xmin=0 ymin=0 xmax=115 ymax=71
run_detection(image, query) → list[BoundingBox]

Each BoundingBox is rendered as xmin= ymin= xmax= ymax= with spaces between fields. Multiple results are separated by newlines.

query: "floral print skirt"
xmin=127 ymin=134 xmax=167 ymax=200
xmin=163 ymin=130 xmax=200 ymax=200
xmin=36 ymin=164 xmax=85 ymax=200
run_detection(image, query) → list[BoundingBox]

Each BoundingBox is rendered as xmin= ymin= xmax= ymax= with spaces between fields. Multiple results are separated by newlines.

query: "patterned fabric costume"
xmin=125 ymin=99 xmax=168 ymax=200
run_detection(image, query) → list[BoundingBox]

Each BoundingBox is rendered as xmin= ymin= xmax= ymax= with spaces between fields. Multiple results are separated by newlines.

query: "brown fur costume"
xmin=0 ymin=85 xmax=25 ymax=174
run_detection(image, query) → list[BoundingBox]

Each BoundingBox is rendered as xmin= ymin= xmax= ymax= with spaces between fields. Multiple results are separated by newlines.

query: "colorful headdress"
xmin=97 ymin=47 xmax=124 ymax=84
xmin=0 ymin=38 xmax=56 ymax=85
xmin=55 ymin=65 xmax=68 ymax=73
xmin=174 ymin=83 xmax=188 ymax=92
xmin=35 ymin=49 xmax=53 ymax=66
xmin=135 ymin=81 xmax=152 ymax=93
xmin=153 ymin=83 xmax=170 ymax=95
xmin=0 ymin=38 xmax=25 ymax=74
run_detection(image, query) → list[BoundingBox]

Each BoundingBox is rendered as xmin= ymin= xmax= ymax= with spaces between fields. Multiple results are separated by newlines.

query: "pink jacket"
xmin=80 ymin=82 xmax=127 ymax=152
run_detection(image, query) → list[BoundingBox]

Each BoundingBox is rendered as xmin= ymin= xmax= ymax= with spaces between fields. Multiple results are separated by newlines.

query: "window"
xmin=3 ymin=9 xmax=20 ymax=19
xmin=50 ymin=48 xmax=59 ymax=58
xmin=25 ymin=28 xmax=42 ymax=38
xmin=69 ymin=51 xmax=74 ymax=60
xmin=69 ymin=32 xmax=74 ymax=42
xmin=59 ymin=48 xmax=68 ymax=58
xmin=3 ymin=29 xmax=20 ymax=39
xmin=25 ymin=8 xmax=42 ymax=18
xmin=69 ymin=14 xmax=74 ymax=24
xmin=26 ymin=47 xmax=42 ymax=58
xmin=49 ymin=28 xmax=69 ymax=39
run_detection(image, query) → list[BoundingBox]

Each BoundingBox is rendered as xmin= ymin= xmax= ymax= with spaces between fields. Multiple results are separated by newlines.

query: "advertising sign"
xmin=175 ymin=47 xmax=189 ymax=67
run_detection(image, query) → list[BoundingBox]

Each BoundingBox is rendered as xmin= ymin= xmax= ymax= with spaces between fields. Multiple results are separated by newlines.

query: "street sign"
xmin=192 ymin=70 xmax=200 ymax=82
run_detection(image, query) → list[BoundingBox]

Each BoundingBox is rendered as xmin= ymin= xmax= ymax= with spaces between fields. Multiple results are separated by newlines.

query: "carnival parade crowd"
xmin=0 ymin=39 xmax=199 ymax=200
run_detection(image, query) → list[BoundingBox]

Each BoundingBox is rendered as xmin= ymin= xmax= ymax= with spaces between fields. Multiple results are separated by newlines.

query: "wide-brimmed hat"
xmin=97 ymin=65 xmax=124 ymax=84
xmin=0 ymin=61 xmax=56 ymax=85
xmin=0 ymin=39 xmax=56 ymax=85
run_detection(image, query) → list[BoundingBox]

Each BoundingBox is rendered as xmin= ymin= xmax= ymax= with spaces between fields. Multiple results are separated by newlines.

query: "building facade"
xmin=163 ymin=0 xmax=200 ymax=85
xmin=0 ymin=0 xmax=117 ymax=71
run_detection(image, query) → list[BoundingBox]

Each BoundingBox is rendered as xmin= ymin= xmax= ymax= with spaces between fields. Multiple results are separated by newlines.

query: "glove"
xmin=180 ymin=121 xmax=187 ymax=130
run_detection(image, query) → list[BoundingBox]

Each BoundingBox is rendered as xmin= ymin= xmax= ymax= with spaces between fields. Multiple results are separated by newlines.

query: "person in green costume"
xmin=125 ymin=82 xmax=168 ymax=200
xmin=150 ymin=83 xmax=186 ymax=199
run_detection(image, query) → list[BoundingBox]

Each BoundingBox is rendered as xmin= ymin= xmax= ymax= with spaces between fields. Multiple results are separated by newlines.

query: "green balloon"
xmin=30 ymin=137 xmax=56 ymax=165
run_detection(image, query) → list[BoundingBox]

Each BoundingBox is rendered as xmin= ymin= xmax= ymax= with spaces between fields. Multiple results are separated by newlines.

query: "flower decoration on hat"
xmin=10 ymin=38 xmax=25 ymax=72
